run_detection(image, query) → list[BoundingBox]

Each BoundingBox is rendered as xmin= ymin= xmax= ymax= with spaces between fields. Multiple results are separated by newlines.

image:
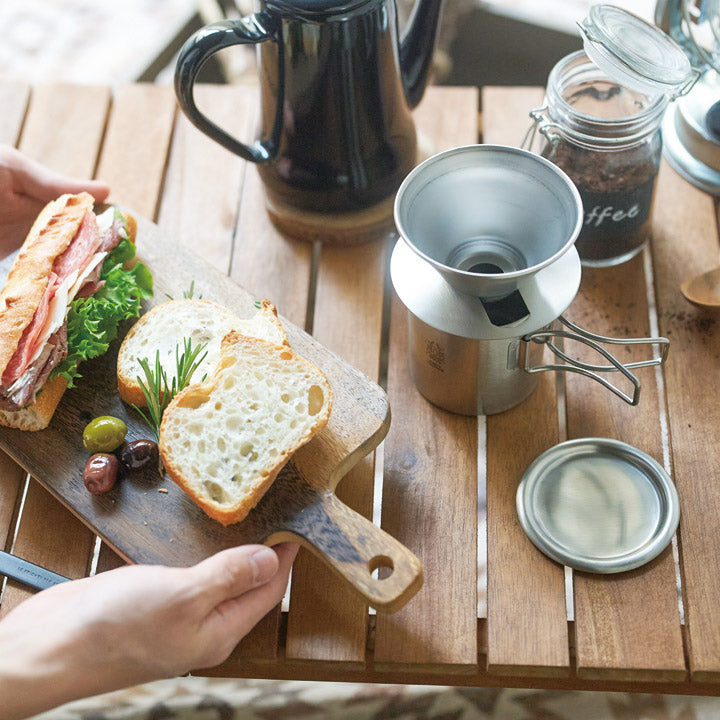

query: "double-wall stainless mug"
xmin=391 ymin=145 xmax=669 ymax=416
xmin=174 ymin=0 xmax=443 ymax=219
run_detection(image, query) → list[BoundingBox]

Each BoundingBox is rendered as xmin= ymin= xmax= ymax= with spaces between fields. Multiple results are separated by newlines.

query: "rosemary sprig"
xmin=133 ymin=337 xmax=208 ymax=441
xmin=183 ymin=281 xmax=201 ymax=299
xmin=163 ymin=281 xmax=202 ymax=301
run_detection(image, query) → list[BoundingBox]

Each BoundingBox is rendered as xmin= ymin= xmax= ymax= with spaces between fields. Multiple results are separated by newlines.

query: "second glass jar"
xmin=526 ymin=50 xmax=667 ymax=267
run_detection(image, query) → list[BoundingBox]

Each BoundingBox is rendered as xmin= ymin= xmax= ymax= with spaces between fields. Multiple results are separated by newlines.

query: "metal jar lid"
xmin=516 ymin=438 xmax=680 ymax=573
xmin=579 ymin=4 xmax=694 ymax=96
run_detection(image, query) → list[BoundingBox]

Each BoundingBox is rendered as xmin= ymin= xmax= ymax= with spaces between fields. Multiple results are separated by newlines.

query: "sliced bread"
xmin=117 ymin=298 xmax=287 ymax=406
xmin=159 ymin=330 xmax=333 ymax=525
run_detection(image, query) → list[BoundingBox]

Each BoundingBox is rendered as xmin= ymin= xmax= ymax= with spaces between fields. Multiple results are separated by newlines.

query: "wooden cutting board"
xmin=0 ymin=214 xmax=423 ymax=613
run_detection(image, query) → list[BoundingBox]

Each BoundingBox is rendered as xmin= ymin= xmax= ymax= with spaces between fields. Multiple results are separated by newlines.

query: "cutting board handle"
xmin=270 ymin=489 xmax=423 ymax=613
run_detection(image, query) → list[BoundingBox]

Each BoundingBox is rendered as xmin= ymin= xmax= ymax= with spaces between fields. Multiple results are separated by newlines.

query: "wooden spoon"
xmin=681 ymin=266 xmax=720 ymax=308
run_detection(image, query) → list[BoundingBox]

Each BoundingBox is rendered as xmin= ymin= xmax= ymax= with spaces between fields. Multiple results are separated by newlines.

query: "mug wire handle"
xmin=523 ymin=316 xmax=669 ymax=406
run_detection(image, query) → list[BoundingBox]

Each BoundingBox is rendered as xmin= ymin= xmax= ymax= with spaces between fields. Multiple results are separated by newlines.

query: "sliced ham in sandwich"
xmin=0 ymin=193 xmax=152 ymax=431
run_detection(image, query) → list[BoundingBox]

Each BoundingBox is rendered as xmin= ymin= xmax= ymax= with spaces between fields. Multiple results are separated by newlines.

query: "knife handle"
xmin=0 ymin=549 xmax=70 ymax=591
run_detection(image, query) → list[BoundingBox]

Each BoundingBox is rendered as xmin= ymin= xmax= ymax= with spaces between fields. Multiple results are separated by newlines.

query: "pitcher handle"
xmin=523 ymin=316 xmax=669 ymax=406
xmin=174 ymin=17 xmax=275 ymax=162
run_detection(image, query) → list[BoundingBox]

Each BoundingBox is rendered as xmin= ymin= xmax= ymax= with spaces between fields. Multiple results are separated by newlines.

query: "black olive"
xmin=83 ymin=454 xmax=119 ymax=494
xmin=119 ymin=439 xmax=159 ymax=473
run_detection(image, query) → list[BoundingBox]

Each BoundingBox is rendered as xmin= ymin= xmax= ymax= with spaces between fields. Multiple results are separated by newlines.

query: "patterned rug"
xmin=32 ymin=676 xmax=720 ymax=719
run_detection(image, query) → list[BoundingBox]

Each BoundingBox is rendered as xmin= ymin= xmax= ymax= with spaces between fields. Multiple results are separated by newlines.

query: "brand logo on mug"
xmin=426 ymin=340 xmax=445 ymax=371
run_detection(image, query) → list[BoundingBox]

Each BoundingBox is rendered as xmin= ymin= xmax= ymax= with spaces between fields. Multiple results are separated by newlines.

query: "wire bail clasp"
xmin=521 ymin=106 xmax=562 ymax=155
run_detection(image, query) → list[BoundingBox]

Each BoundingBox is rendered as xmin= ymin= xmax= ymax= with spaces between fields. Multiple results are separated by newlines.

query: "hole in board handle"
xmin=369 ymin=554 xmax=394 ymax=580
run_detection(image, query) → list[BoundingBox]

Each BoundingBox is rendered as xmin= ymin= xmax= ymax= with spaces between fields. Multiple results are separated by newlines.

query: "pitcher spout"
xmin=400 ymin=0 xmax=444 ymax=108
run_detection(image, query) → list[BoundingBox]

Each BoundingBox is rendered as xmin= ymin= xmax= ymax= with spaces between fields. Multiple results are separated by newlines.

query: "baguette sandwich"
xmin=159 ymin=330 xmax=333 ymax=525
xmin=0 ymin=193 xmax=152 ymax=430
xmin=117 ymin=298 xmax=288 ymax=407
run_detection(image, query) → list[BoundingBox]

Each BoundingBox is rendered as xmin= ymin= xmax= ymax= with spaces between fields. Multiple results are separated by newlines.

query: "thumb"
xmin=190 ymin=545 xmax=280 ymax=607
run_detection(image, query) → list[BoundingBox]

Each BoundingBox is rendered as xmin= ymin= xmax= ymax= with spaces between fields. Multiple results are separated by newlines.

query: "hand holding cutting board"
xmin=0 ymin=542 xmax=297 ymax=719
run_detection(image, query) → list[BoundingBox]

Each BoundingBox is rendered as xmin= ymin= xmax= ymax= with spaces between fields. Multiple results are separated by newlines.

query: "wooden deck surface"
xmin=0 ymin=80 xmax=719 ymax=695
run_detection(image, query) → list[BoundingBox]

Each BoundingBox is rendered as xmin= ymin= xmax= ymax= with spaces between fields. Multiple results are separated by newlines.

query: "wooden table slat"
xmin=231 ymin=163 xmax=313 ymax=330
xmin=285 ymin=240 xmax=387 ymax=664
xmin=158 ymin=84 xmax=255 ymax=276
xmin=220 ymin=85 xmax=314 ymax=663
xmin=96 ymin=83 xmax=176 ymax=221
xmin=228 ymin=80 xmax=313 ymax=329
xmin=95 ymin=543 xmax=127 ymax=574
xmin=0 ymin=80 xmax=29 ymax=146
xmin=565 ymin=257 xmax=686 ymax=681
xmin=486 ymin=374 xmax=571 ymax=676
xmin=155 ymin=84 xmax=284 ymax=662
xmin=651 ymin=160 xmax=720 ymax=681
xmin=481 ymin=87 xmax=571 ymax=677
xmin=373 ymin=87 xmax=480 ymax=672
xmin=376 ymin=299 xmax=478 ymax=671
xmin=0 ymin=456 xmax=25 ymax=551
xmin=19 ymin=83 xmax=110 ymax=179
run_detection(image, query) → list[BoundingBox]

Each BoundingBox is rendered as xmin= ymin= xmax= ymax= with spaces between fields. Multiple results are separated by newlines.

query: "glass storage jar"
xmin=528 ymin=51 xmax=667 ymax=267
xmin=524 ymin=5 xmax=697 ymax=267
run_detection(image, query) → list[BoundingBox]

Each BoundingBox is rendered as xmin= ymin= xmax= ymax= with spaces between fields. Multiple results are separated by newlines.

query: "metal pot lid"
xmin=516 ymin=438 xmax=680 ymax=574
xmin=662 ymin=70 xmax=720 ymax=194
xmin=579 ymin=4 xmax=694 ymax=96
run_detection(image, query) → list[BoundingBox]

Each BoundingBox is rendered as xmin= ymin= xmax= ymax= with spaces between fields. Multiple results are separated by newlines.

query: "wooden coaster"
xmin=265 ymin=194 xmax=396 ymax=246
xmin=265 ymin=131 xmax=436 ymax=246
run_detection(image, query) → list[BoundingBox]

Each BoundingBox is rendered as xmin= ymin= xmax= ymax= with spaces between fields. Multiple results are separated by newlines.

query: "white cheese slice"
xmin=67 ymin=251 xmax=107 ymax=301
xmin=95 ymin=207 xmax=128 ymax=240
xmin=95 ymin=207 xmax=115 ymax=235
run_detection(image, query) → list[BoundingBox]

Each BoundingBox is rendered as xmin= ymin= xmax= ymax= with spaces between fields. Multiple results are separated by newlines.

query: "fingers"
xmin=217 ymin=543 xmax=297 ymax=623
xmin=195 ymin=544 xmax=299 ymax=663
xmin=191 ymin=545 xmax=281 ymax=607
xmin=4 ymin=146 xmax=110 ymax=203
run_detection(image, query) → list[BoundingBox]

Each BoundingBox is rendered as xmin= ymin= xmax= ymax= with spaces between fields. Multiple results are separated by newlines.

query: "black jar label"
xmin=574 ymin=174 xmax=657 ymax=262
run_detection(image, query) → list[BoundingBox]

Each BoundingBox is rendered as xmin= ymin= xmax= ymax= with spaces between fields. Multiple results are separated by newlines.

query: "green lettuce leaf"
xmin=51 ymin=224 xmax=153 ymax=388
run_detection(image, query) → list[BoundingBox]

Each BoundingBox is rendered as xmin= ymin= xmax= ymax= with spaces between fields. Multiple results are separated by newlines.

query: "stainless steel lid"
xmin=516 ymin=438 xmax=680 ymax=573
xmin=662 ymin=69 xmax=720 ymax=195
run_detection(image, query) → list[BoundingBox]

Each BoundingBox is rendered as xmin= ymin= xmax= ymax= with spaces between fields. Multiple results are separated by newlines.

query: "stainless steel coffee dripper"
xmin=391 ymin=145 xmax=669 ymax=416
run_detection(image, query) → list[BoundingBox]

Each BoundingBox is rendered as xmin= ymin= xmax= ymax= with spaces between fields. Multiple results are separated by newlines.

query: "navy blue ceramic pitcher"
xmin=175 ymin=0 xmax=443 ymax=214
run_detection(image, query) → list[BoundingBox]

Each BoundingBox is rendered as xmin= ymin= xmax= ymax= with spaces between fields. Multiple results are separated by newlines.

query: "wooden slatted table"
xmin=1 ymin=80 xmax=719 ymax=696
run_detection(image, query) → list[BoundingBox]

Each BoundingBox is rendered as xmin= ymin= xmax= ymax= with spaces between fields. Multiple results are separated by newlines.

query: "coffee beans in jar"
xmin=526 ymin=50 xmax=667 ymax=267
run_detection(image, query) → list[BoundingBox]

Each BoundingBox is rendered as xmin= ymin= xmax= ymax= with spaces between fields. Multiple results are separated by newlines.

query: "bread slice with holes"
xmin=117 ymin=298 xmax=288 ymax=407
xmin=158 ymin=330 xmax=333 ymax=525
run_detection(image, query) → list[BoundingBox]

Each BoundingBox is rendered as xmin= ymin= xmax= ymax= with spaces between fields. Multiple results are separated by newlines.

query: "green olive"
xmin=83 ymin=416 xmax=127 ymax=453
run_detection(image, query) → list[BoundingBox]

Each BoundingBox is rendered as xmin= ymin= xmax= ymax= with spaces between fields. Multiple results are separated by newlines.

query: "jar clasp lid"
xmin=579 ymin=4 xmax=699 ymax=98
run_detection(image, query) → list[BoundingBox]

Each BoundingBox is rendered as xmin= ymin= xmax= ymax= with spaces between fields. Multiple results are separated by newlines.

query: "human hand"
xmin=0 ymin=542 xmax=298 ymax=719
xmin=0 ymin=145 xmax=110 ymax=260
